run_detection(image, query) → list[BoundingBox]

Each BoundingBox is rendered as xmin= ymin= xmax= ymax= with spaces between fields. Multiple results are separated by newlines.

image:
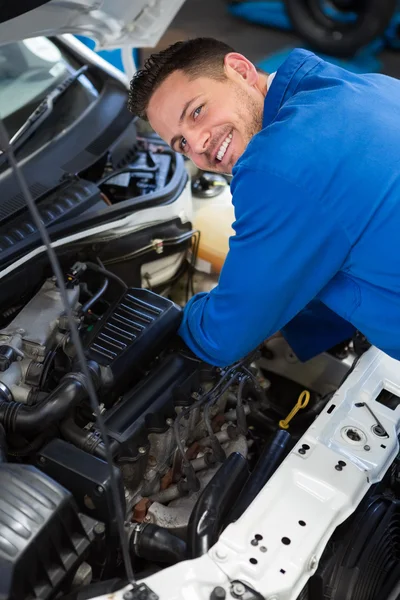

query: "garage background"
xmin=142 ymin=0 xmax=400 ymax=78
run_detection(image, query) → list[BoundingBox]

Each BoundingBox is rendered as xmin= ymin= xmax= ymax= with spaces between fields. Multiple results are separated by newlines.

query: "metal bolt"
xmin=373 ymin=425 xmax=386 ymax=437
xmin=97 ymin=485 xmax=104 ymax=494
xmin=335 ymin=464 xmax=343 ymax=471
xmin=364 ymin=445 xmax=371 ymax=451
xmin=143 ymin=515 xmax=151 ymax=523
xmin=299 ymin=448 xmax=306 ymax=455
xmin=260 ymin=546 xmax=267 ymax=553
xmin=72 ymin=562 xmax=92 ymax=587
xmin=123 ymin=593 xmax=134 ymax=600
xmin=148 ymin=455 xmax=157 ymax=467
xmin=309 ymin=555 xmax=317 ymax=570
xmin=125 ymin=489 xmax=130 ymax=499
xmin=94 ymin=522 xmax=105 ymax=536
xmin=166 ymin=418 xmax=174 ymax=426
xmin=251 ymin=538 xmax=258 ymax=546
xmin=232 ymin=583 xmax=246 ymax=597
xmin=138 ymin=446 xmax=147 ymax=455
xmin=39 ymin=456 xmax=46 ymax=464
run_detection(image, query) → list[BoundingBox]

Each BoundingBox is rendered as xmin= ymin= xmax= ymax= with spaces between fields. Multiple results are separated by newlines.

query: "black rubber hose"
xmin=0 ymin=366 xmax=99 ymax=435
xmin=97 ymin=162 xmax=159 ymax=187
xmin=81 ymin=277 xmax=109 ymax=313
xmin=60 ymin=417 xmax=107 ymax=460
xmin=7 ymin=427 xmax=57 ymax=458
xmin=225 ymin=430 xmax=291 ymax=524
xmin=187 ymin=451 xmax=249 ymax=558
xmin=0 ymin=424 xmax=7 ymax=462
xmin=246 ymin=408 xmax=278 ymax=434
xmin=83 ymin=262 xmax=128 ymax=292
xmin=131 ymin=524 xmax=187 ymax=564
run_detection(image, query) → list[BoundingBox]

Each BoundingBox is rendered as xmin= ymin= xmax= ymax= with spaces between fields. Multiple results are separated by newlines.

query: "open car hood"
xmin=0 ymin=0 xmax=186 ymax=49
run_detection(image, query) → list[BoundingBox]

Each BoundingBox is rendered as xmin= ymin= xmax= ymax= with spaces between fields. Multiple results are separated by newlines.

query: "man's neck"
xmin=257 ymin=71 xmax=270 ymax=98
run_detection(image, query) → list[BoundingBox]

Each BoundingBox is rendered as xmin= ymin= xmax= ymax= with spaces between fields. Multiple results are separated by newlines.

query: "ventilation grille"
xmin=89 ymin=292 xmax=163 ymax=362
xmin=352 ymin=507 xmax=400 ymax=600
xmin=0 ymin=179 xmax=101 ymax=253
xmin=0 ymin=181 xmax=48 ymax=223
xmin=305 ymin=495 xmax=400 ymax=600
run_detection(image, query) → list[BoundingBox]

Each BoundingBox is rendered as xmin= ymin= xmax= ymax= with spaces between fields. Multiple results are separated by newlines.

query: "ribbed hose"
xmin=0 ymin=364 xmax=99 ymax=435
xmin=187 ymin=451 xmax=249 ymax=558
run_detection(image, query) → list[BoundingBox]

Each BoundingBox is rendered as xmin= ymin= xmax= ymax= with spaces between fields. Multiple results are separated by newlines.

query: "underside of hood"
xmin=0 ymin=0 xmax=186 ymax=49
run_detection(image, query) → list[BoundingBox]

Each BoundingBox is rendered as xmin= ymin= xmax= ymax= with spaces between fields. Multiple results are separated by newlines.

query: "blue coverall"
xmin=178 ymin=48 xmax=400 ymax=366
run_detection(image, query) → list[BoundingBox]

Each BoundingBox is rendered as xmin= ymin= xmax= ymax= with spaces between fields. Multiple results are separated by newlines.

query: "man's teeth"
xmin=216 ymin=133 xmax=232 ymax=161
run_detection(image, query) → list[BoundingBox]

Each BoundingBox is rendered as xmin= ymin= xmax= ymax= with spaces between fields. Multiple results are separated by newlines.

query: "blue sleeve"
xmin=281 ymin=299 xmax=356 ymax=362
xmin=178 ymin=168 xmax=351 ymax=367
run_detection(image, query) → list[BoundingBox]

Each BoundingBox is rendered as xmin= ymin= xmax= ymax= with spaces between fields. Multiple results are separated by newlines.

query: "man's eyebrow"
xmin=170 ymin=95 xmax=202 ymax=149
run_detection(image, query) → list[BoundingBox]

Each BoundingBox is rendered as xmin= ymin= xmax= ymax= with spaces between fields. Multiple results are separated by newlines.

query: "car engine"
xmin=0 ymin=261 xmax=260 ymax=598
xmin=0 ymin=260 xmax=399 ymax=600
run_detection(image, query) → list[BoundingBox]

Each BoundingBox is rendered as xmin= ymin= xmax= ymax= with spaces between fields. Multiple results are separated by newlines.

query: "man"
xmin=128 ymin=37 xmax=400 ymax=367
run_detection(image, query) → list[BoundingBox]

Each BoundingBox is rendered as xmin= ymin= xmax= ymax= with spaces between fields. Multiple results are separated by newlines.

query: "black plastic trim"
xmin=0 ymin=154 xmax=188 ymax=270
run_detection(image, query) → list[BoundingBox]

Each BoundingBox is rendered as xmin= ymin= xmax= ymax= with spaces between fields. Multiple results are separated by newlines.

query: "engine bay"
xmin=0 ymin=257 xmax=399 ymax=600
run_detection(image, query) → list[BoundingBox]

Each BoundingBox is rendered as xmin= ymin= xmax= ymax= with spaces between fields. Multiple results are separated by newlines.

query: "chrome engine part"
xmin=147 ymin=433 xmax=249 ymax=535
xmin=0 ymin=278 xmax=80 ymax=402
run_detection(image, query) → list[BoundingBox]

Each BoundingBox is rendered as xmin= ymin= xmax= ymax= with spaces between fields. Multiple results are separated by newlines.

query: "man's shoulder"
xmin=233 ymin=120 xmax=308 ymax=177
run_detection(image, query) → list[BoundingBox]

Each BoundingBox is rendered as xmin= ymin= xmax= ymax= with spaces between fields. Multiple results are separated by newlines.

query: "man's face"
xmin=146 ymin=54 xmax=265 ymax=174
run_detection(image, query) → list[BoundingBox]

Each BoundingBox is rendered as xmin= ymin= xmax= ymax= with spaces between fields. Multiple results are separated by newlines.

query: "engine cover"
xmin=84 ymin=287 xmax=182 ymax=395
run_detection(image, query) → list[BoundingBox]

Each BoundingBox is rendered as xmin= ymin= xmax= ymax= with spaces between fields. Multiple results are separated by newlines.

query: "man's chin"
xmin=207 ymin=163 xmax=233 ymax=176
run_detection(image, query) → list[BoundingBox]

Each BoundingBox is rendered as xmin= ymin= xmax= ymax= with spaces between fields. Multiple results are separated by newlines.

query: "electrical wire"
xmin=81 ymin=277 xmax=108 ymax=314
xmin=81 ymin=261 xmax=128 ymax=293
xmin=98 ymin=150 xmax=159 ymax=187
xmin=173 ymin=350 xmax=260 ymax=468
xmin=174 ymin=365 xmax=241 ymax=467
xmin=203 ymin=371 xmax=241 ymax=440
xmin=236 ymin=374 xmax=250 ymax=434
xmin=185 ymin=230 xmax=201 ymax=302
xmin=237 ymin=375 xmax=249 ymax=411
xmin=97 ymin=165 xmax=159 ymax=187
xmin=0 ymin=119 xmax=135 ymax=584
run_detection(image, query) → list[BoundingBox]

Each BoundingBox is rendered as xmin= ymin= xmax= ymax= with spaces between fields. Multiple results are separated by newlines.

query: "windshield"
xmin=0 ymin=37 xmax=75 ymax=135
xmin=0 ymin=35 xmax=99 ymax=159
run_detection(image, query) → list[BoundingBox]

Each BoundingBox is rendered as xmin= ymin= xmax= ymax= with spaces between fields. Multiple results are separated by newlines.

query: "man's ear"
xmin=224 ymin=52 xmax=258 ymax=86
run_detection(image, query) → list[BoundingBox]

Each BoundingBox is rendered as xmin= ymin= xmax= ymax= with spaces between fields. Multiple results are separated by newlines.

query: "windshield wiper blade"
xmin=0 ymin=65 xmax=89 ymax=157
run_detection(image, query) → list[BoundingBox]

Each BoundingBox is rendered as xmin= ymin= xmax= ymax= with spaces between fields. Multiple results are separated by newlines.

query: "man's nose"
xmin=191 ymin=130 xmax=211 ymax=155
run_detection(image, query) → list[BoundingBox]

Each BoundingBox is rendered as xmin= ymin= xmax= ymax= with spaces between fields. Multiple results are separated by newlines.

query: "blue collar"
xmin=262 ymin=48 xmax=322 ymax=128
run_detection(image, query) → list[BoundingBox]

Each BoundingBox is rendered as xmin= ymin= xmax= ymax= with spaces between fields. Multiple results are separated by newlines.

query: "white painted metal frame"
xmin=95 ymin=346 xmax=400 ymax=600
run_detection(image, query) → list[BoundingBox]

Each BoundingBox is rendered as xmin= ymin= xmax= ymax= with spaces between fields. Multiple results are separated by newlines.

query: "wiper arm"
xmin=0 ymin=65 xmax=89 ymax=157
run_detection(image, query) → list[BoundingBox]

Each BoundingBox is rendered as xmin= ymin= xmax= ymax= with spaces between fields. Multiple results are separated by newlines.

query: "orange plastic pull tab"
xmin=279 ymin=390 xmax=310 ymax=430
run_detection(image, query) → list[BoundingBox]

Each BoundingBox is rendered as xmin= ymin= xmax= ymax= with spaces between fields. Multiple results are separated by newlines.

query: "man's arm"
xmin=178 ymin=168 xmax=352 ymax=366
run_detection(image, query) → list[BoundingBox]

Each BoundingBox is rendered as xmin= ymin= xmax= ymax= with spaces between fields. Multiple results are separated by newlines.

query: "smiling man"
xmin=128 ymin=37 xmax=400 ymax=367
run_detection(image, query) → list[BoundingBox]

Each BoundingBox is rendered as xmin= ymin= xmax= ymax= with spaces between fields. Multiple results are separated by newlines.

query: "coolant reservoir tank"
xmin=192 ymin=173 xmax=235 ymax=274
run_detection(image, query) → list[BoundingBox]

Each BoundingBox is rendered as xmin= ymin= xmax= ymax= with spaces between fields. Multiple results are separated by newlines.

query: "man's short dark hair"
xmin=128 ymin=37 xmax=235 ymax=120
